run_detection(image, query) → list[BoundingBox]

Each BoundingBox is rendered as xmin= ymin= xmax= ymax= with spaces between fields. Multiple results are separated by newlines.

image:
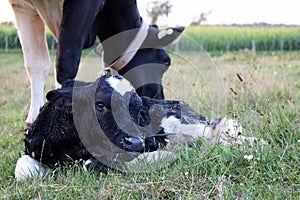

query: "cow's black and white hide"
xmin=9 ymin=0 xmax=185 ymax=128
xmin=15 ymin=75 xmax=265 ymax=181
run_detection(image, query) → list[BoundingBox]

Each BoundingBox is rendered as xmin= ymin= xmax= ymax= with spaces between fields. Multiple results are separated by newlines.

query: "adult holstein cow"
xmin=9 ymin=0 xmax=184 ymax=128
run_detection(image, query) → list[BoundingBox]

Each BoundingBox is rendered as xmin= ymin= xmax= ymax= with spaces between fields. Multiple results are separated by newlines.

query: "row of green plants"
xmin=1 ymin=24 xmax=300 ymax=52
xmin=0 ymin=24 xmax=55 ymax=49
xmin=178 ymin=26 xmax=300 ymax=52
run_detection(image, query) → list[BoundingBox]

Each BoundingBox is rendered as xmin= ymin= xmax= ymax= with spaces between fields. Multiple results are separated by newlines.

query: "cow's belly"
xmin=9 ymin=0 xmax=64 ymax=40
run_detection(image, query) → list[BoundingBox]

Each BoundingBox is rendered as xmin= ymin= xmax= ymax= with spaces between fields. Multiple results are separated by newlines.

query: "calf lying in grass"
xmin=15 ymin=75 xmax=265 ymax=181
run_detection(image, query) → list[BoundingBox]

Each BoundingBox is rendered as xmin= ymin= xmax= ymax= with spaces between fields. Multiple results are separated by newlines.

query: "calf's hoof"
xmin=15 ymin=155 xmax=51 ymax=181
xmin=84 ymin=158 xmax=109 ymax=174
xmin=120 ymin=136 xmax=145 ymax=153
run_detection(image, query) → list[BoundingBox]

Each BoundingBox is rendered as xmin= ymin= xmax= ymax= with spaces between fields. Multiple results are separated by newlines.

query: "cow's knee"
xmin=25 ymin=59 xmax=51 ymax=82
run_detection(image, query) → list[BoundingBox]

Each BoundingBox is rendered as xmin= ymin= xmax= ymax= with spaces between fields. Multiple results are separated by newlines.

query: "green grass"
xmin=0 ymin=51 xmax=299 ymax=199
xmin=181 ymin=26 xmax=300 ymax=52
xmin=0 ymin=24 xmax=55 ymax=49
xmin=2 ymin=24 xmax=300 ymax=52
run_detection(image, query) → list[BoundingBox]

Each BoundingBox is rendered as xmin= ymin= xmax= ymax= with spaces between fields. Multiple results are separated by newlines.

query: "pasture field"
xmin=0 ymin=50 xmax=299 ymax=199
xmin=182 ymin=26 xmax=300 ymax=52
xmin=2 ymin=24 xmax=300 ymax=52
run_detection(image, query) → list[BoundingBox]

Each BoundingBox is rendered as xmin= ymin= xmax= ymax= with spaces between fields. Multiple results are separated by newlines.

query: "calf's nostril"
xmin=123 ymin=136 xmax=145 ymax=152
xmin=124 ymin=137 xmax=133 ymax=145
xmin=164 ymin=58 xmax=171 ymax=66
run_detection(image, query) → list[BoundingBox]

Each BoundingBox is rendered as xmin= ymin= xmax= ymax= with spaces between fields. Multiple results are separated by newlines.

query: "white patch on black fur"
xmin=161 ymin=115 xmax=181 ymax=133
xmin=85 ymin=159 xmax=93 ymax=166
xmin=157 ymin=28 xmax=174 ymax=39
xmin=106 ymin=76 xmax=135 ymax=95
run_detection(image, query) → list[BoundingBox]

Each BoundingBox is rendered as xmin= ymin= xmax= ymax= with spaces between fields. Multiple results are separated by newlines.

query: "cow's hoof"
xmin=120 ymin=136 xmax=145 ymax=153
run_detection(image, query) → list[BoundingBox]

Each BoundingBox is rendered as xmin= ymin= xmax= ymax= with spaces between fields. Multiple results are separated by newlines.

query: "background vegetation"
xmin=182 ymin=26 xmax=300 ymax=52
xmin=1 ymin=23 xmax=300 ymax=53
xmin=0 ymin=24 xmax=54 ymax=50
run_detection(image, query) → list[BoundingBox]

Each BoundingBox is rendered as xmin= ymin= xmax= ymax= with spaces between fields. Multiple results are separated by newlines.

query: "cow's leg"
xmin=56 ymin=0 xmax=104 ymax=84
xmin=28 ymin=0 xmax=63 ymax=89
xmin=10 ymin=2 xmax=51 ymax=126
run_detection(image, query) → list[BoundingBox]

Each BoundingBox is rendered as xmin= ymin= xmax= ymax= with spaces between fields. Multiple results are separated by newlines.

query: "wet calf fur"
xmin=23 ymin=75 xmax=180 ymax=167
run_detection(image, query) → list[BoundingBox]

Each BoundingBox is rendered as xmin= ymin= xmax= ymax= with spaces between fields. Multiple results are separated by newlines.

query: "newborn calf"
xmin=15 ymin=75 xmax=181 ymax=180
xmin=15 ymin=75 xmax=265 ymax=181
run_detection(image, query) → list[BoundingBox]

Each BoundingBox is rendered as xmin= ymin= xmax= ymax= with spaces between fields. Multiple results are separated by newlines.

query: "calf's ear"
xmin=46 ymin=87 xmax=73 ymax=102
xmin=46 ymin=81 xmax=95 ymax=102
xmin=144 ymin=26 xmax=185 ymax=48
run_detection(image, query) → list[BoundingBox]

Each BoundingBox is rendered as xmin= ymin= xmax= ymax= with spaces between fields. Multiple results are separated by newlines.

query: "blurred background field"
xmin=2 ymin=23 xmax=300 ymax=54
xmin=183 ymin=26 xmax=300 ymax=52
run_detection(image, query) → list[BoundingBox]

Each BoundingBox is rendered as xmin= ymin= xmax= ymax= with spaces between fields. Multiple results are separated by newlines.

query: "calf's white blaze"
xmin=106 ymin=76 xmax=135 ymax=96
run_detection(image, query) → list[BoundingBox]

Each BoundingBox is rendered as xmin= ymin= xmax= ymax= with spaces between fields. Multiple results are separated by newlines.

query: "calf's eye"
xmin=96 ymin=102 xmax=105 ymax=111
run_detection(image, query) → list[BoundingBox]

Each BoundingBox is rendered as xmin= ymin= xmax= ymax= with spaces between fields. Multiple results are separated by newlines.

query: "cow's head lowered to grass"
xmin=95 ymin=25 xmax=185 ymax=100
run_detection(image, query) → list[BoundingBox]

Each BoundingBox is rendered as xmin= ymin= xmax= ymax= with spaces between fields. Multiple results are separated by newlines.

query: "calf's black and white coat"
xmin=15 ymin=75 xmax=178 ymax=180
xmin=15 ymin=75 xmax=264 ymax=181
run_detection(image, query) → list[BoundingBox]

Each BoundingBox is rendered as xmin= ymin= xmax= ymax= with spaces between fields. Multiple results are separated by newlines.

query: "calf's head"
xmin=70 ymin=75 xmax=181 ymax=162
xmin=25 ymin=77 xmax=147 ymax=166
